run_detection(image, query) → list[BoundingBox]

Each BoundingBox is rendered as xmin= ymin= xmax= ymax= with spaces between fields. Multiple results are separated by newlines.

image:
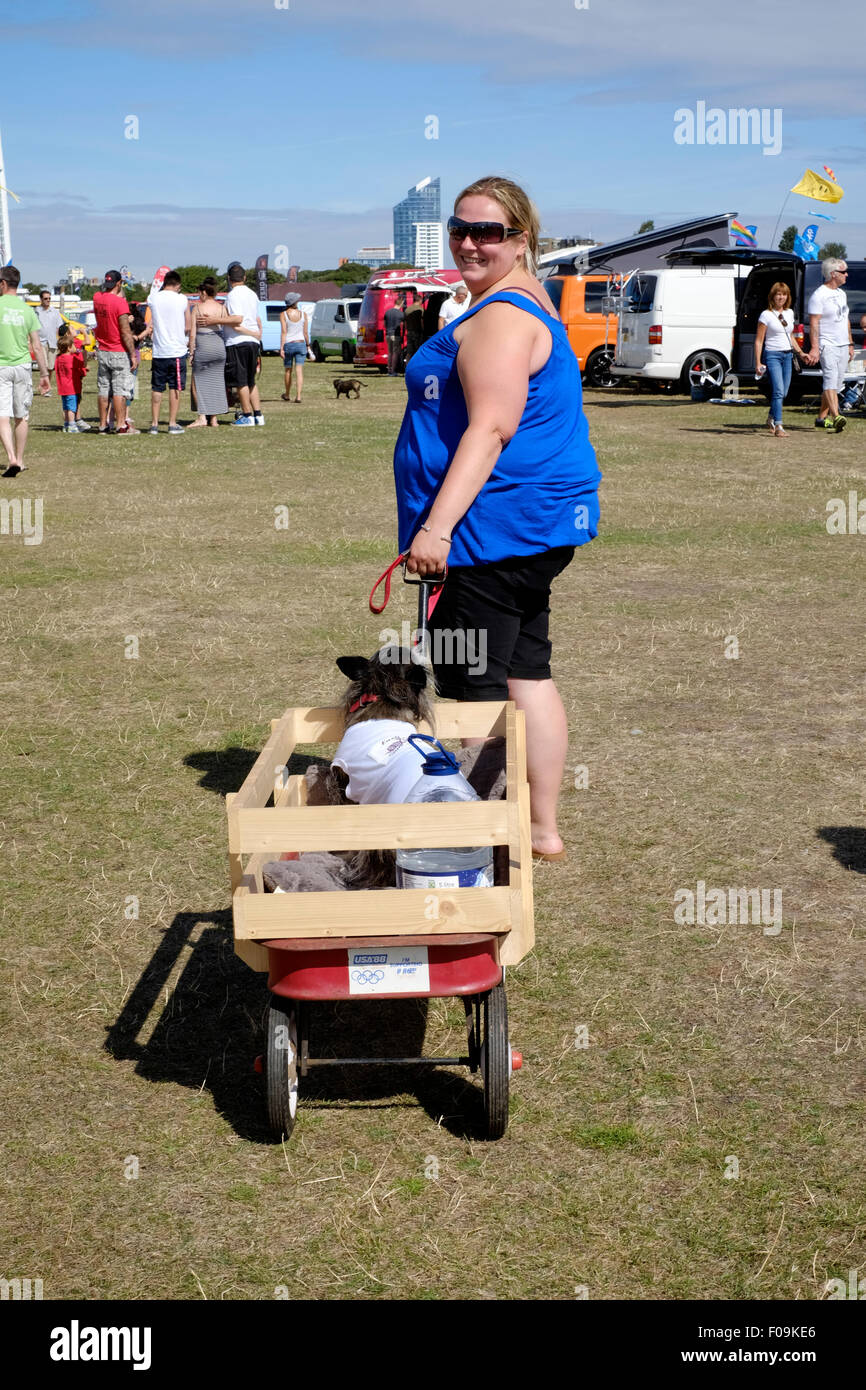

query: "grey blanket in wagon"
xmin=263 ymin=738 xmax=507 ymax=893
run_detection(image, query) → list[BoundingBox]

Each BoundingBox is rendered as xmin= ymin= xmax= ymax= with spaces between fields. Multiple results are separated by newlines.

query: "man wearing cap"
xmin=0 ymin=264 xmax=49 ymax=476
xmin=279 ymin=292 xmax=309 ymax=403
xmin=92 ymin=270 xmax=137 ymax=434
xmin=222 ymin=263 xmax=264 ymax=425
xmin=34 ymin=289 xmax=64 ymax=382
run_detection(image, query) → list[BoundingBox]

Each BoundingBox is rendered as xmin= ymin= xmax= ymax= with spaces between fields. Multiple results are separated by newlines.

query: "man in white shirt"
xmin=805 ymin=258 xmax=854 ymax=432
xmin=437 ymin=283 xmax=469 ymax=331
xmin=34 ymin=290 xmax=64 ymax=380
xmin=147 ymin=271 xmax=190 ymax=434
xmin=222 ymin=263 xmax=264 ymax=426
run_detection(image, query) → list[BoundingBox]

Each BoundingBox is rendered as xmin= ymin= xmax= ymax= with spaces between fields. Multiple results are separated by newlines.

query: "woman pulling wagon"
xmin=393 ymin=174 xmax=601 ymax=863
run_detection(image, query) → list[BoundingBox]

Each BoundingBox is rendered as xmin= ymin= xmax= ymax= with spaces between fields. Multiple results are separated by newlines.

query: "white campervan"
xmin=611 ymin=247 xmax=809 ymax=397
xmin=310 ymin=298 xmax=362 ymax=363
xmin=612 ymin=265 xmax=740 ymax=394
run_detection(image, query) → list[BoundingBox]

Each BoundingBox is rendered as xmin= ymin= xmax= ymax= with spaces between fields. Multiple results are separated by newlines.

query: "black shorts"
xmin=151 ymin=355 xmax=187 ymax=393
xmin=225 ymin=342 xmax=259 ymax=391
xmin=428 ymin=546 xmax=575 ymax=701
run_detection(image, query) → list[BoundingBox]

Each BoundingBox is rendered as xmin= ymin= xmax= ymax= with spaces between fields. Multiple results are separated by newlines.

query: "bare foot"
xmin=188 ymin=416 xmax=207 ymax=428
xmin=530 ymin=825 xmax=564 ymax=857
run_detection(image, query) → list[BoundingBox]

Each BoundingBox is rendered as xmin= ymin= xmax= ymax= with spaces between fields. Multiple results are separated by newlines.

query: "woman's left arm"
xmin=406 ymin=304 xmax=539 ymax=575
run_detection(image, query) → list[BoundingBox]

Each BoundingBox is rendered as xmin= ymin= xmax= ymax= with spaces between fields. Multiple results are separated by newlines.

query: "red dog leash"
xmin=369 ymin=554 xmax=447 ymax=623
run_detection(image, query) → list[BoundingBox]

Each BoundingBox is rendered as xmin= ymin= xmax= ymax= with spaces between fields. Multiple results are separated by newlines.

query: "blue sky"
xmin=3 ymin=0 xmax=864 ymax=282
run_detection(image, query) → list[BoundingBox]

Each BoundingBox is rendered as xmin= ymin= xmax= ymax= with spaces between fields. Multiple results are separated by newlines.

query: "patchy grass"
xmin=0 ymin=362 xmax=864 ymax=1301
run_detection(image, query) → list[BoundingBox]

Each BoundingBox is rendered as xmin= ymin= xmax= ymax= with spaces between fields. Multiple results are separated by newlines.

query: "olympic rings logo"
xmin=351 ymin=969 xmax=385 ymax=986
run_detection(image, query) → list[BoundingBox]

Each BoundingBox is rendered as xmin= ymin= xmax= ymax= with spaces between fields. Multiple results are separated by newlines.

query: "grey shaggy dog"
xmin=328 ymin=645 xmax=434 ymax=887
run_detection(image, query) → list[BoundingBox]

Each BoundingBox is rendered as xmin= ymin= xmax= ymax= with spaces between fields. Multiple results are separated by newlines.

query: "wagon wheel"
xmin=266 ymin=997 xmax=302 ymax=1140
xmin=480 ymin=983 xmax=509 ymax=1139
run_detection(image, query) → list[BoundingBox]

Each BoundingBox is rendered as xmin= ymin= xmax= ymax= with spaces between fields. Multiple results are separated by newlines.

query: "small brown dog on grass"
xmin=332 ymin=378 xmax=364 ymax=400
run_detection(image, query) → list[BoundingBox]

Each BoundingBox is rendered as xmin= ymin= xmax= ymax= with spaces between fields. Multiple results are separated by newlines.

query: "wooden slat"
xmin=284 ymin=702 xmax=508 ymax=746
xmin=233 ymin=709 xmax=298 ymax=811
xmin=502 ymin=779 xmax=535 ymax=965
xmin=226 ymin=792 xmax=243 ymax=894
xmin=234 ymin=885 xmax=512 ymax=940
xmin=237 ymin=802 xmax=509 ymax=854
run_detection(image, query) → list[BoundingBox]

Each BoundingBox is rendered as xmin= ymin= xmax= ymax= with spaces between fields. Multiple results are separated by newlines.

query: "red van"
xmin=355 ymin=267 xmax=463 ymax=371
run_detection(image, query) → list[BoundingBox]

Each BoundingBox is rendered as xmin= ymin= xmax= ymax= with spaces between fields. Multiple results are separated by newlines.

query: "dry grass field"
xmin=1 ymin=360 xmax=864 ymax=1301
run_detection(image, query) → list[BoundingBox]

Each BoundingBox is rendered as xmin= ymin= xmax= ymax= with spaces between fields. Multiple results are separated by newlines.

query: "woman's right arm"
xmin=754 ymin=319 xmax=767 ymax=372
xmin=280 ymin=311 xmax=287 ymax=352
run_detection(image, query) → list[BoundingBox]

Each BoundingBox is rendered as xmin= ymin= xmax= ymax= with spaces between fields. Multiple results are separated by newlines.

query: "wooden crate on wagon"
xmin=227 ymin=700 xmax=534 ymax=973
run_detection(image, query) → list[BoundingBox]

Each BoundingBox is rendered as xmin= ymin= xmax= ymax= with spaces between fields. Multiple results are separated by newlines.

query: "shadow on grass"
xmin=105 ymin=910 xmax=486 ymax=1143
xmin=183 ymin=747 xmax=331 ymax=799
xmin=816 ymin=826 xmax=866 ymax=875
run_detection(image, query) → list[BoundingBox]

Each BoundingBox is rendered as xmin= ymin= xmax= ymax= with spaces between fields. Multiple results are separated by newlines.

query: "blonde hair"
xmin=767 ymin=281 xmax=791 ymax=310
xmin=454 ymin=174 xmax=541 ymax=276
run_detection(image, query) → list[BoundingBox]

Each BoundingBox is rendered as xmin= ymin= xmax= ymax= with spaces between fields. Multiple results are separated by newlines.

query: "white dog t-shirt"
xmin=332 ymin=720 xmax=427 ymax=804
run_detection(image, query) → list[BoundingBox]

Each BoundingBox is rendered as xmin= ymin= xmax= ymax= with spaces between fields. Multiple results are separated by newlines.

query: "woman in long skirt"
xmin=188 ymin=277 xmax=259 ymax=426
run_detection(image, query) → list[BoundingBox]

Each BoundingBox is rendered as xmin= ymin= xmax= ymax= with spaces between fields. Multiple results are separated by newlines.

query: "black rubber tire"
xmin=378 ymin=364 xmax=388 ymax=374
xmin=585 ymin=349 xmax=615 ymax=388
xmin=480 ymin=983 xmax=509 ymax=1139
xmin=266 ymin=997 xmax=300 ymax=1141
xmin=341 ymin=342 xmax=353 ymax=364
xmin=684 ymin=350 xmax=728 ymax=400
xmin=311 ymin=340 xmax=325 ymax=362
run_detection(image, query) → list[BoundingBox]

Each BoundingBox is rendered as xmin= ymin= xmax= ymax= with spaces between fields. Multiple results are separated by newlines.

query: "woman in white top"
xmin=280 ymin=293 xmax=309 ymax=403
xmin=754 ymin=282 xmax=807 ymax=437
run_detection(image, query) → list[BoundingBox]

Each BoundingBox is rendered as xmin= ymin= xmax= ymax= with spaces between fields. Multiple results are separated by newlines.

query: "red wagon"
xmin=227 ymin=700 xmax=533 ymax=1140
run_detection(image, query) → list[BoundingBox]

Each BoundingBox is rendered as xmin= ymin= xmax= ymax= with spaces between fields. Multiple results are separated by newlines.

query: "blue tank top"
xmin=393 ymin=289 xmax=601 ymax=567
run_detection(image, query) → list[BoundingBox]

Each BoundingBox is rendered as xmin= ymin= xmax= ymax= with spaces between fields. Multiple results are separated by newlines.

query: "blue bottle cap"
xmin=407 ymin=733 xmax=461 ymax=776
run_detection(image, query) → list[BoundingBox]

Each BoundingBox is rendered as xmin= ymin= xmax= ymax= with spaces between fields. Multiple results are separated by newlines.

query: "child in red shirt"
xmin=55 ymin=329 xmax=88 ymax=433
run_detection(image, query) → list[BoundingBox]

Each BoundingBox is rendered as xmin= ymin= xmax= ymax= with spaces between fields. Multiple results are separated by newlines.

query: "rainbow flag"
xmin=730 ymin=219 xmax=758 ymax=246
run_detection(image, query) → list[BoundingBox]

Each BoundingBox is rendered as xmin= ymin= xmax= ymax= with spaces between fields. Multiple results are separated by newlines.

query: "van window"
xmin=266 ymin=306 xmax=284 ymax=322
xmin=583 ymin=282 xmax=612 ymax=315
xmin=627 ymin=276 xmax=657 ymax=313
xmin=843 ymin=268 xmax=866 ymax=328
xmin=544 ymin=279 xmax=564 ymax=313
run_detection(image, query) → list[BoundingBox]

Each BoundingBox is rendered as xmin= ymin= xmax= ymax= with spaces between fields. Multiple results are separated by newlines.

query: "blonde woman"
xmin=395 ymin=175 xmax=601 ymax=861
xmin=754 ymin=282 xmax=807 ymax=437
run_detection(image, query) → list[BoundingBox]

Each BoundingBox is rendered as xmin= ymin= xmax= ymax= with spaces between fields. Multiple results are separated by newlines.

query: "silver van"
xmin=310 ymin=298 xmax=362 ymax=363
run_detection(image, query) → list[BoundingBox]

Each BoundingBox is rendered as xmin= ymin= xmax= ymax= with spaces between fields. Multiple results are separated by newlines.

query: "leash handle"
xmin=369 ymin=554 xmax=448 ymax=615
xmin=369 ymin=554 xmax=406 ymax=614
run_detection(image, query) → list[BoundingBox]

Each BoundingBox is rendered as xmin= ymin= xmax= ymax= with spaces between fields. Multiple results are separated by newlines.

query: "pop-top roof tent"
xmin=366 ymin=267 xmax=463 ymax=291
xmin=539 ymin=212 xmax=738 ymax=278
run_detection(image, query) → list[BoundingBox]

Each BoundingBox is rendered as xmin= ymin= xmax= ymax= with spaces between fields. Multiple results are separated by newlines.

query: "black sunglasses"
xmin=447 ymin=215 xmax=523 ymax=246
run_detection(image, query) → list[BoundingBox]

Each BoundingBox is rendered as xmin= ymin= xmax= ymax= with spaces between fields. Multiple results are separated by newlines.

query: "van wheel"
xmin=311 ymin=340 xmax=324 ymax=361
xmin=584 ymin=349 xmax=615 ymax=388
xmin=341 ymin=342 xmax=353 ymax=363
xmin=684 ymin=351 xmax=727 ymax=400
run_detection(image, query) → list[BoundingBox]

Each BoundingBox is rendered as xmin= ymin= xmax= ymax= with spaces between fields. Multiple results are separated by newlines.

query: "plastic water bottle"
xmin=396 ymin=736 xmax=494 ymax=890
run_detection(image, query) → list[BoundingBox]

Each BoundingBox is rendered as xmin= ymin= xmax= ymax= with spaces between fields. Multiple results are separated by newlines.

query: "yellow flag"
xmin=790 ymin=169 xmax=844 ymax=203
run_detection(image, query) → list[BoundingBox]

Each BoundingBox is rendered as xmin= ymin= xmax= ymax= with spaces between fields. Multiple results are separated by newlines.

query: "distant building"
xmin=355 ymin=245 xmax=395 ymax=269
xmin=67 ymin=265 xmax=84 ymax=283
xmin=537 ymin=236 xmax=596 ymax=256
xmin=413 ymin=222 xmax=443 ymax=272
xmin=393 ymin=177 xmax=441 ymax=265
